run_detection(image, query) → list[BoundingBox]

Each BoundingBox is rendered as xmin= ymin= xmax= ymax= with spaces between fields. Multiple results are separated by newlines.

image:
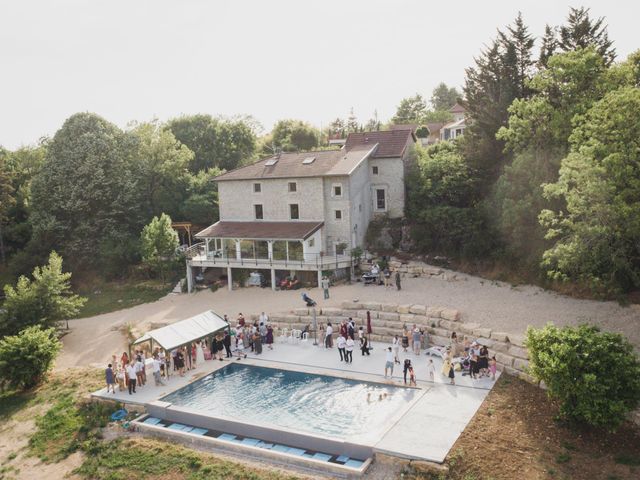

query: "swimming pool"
xmin=160 ymin=363 xmax=417 ymax=440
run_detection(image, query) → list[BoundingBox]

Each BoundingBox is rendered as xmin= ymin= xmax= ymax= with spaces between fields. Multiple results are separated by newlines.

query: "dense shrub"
xmin=0 ymin=326 xmax=62 ymax=390
xmin=526 ymin=324 xmax=640 ymax=430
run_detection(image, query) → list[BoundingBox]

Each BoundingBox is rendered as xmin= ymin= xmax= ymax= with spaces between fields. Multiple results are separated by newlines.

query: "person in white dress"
xmin=196 ymin=341 xmax=205 ymax=366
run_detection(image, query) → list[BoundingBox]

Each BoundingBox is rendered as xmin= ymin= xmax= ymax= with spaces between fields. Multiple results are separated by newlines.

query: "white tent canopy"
xmin=132 ymin=310 xmax=228 ymax=351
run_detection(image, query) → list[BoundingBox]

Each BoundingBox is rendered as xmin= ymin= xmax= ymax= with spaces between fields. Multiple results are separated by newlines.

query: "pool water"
xmin=161 ymin=363 xmax=416 ymax=439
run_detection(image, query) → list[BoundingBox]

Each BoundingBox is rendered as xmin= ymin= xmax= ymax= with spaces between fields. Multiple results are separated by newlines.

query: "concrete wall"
xmin=322 ymin=176 xmax=352 ymax=255
xmin=368 ymin=157 xmax=404 ymax=218
xmin=218 ymin=178 xmax=325 ymax=223
xmin=348 ymin=159 xmax=372 ymax=249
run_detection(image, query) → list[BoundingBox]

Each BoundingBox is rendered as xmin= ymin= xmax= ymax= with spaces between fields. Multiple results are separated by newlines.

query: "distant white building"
xmin=185 ymin=129 xmax=416 ymax=291
xmin=440 ymin=103 xmax=467 ymax=141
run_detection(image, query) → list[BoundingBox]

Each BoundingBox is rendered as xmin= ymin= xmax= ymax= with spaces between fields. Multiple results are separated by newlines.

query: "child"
xmin=235 ymin=337 xmax=248 ymax=359
xmin=105 ymin=363 xmax=116 ymax=394
xmin=489 ymin=355 xmax=497 ymax=380
xmin=408 ymin=365 xmax=416 ymax=386
xmin=427 ymin=359 xmax=435 ymax=382
xmin=448 ymin=362 xmax=455 ymax=385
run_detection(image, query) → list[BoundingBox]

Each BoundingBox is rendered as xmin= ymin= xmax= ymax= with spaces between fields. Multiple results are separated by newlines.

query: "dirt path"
xmin=57 ymin=269 xmax=640 ymax=368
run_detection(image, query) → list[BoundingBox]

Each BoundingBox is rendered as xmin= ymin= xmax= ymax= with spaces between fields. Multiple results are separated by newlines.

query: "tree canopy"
xmin=266 ymin=119 xmax=320 ymax=152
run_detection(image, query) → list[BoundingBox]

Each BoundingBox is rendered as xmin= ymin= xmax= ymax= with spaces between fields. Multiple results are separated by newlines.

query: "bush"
xmin=0 ymin=326 xmax=62 ymax=390
xmin=526 ymin=324 xmax=640 ymax=430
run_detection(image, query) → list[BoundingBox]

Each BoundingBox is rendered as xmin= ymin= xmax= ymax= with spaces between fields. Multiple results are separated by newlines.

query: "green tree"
xmin=140 ymin=213 xmax=180 ymax=283
xmin=129 ymin=121 xmax=194 ymax=218
xmin=0 ymin=252 xmax=86 ymax=337
xmin=0 ymin=154 xmax=15 ymax=265
xmin=538 ymin=25 xmax=558 ymax=68
xmin=29 ymin=113 xmax=142 ymax=271
xmin=346 ymin=108 xmax=360 ymax=133
xmin=559 ymin=7 xmax=615 ymax=65
xmin=526 ymin=324 xmax=640 ymax=430
xmin=391 ymin=94 xmax=427 ymax=124
xmin=181 ymin=169 xmax=222 ymax=225
xmin=406 ymin=142 xmax=489 ymax=256
xmin=166 ymin=114 xmax=257 ymax=172
xmin=0 ymin=326 xmax=62 ymax=390
xmin=268 ymin=119 xmax=320 ymax=152
xmin=430 ymin=82 xmax=460 ymax=111
xmin=540 ymin=86 xmax=640 ymax=293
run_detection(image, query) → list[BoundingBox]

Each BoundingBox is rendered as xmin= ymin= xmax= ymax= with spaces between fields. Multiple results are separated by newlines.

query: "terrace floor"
xmin=92 ymin=339 xmax=498 ymax=463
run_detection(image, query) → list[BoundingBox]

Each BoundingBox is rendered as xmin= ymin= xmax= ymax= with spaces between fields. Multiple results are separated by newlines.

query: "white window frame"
xmin=332 ymin=183 xmax=343 ymax=198
xmin=375 ymin=187 xmax=387 ymax=212
xmin=253 ymin=183 xmax=262 ymax=193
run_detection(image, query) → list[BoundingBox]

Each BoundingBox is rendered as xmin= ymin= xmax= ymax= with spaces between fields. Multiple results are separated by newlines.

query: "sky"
xmin=1 ymin=0 xmax=638 ymax=149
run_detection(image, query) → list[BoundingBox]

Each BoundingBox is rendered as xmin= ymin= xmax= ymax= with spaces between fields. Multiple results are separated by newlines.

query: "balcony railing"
xmin=186 ymin=244 xmax=356 ymax=270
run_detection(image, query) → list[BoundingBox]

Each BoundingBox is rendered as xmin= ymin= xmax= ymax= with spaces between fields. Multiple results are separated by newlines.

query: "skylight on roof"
xmin=265 ymin=158 xmax=278 ymax=166
xmin=302 ymin=157 xmax=316 ymax=165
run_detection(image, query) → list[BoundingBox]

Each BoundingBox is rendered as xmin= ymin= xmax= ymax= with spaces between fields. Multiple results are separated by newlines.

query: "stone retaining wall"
xmin=264 ymin=301 xmax=536 ymax=385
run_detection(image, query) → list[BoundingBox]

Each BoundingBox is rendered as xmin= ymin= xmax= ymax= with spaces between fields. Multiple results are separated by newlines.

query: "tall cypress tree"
xmin=559 ymin=7 xmax=615 ymax=65
xmin=538 ymin=25 xmax=558 ymax=68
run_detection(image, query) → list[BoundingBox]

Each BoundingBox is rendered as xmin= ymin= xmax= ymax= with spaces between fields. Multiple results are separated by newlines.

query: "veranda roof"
xmin=132 ymin=310 xmax=228 ymax=351
xmin=195 ymin=220 xmax=324 ymax=241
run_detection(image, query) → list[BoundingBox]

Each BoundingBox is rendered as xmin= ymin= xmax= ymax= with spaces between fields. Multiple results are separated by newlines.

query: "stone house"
xmin=185 ymin=129 xmax=416 ymax=291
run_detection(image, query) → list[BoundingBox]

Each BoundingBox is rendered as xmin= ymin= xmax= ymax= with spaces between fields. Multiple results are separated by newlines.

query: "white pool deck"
xmin=93 ymin=339 xmax=498 ymax=463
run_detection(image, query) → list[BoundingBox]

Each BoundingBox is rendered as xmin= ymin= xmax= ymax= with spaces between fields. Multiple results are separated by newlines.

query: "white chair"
xmin=301 ymin=332 xmax=309 ymax=344
xmin=292 ymin=329 xmax=302 ymax=344
xmin=280 ymin=328 xmax=289 ymax=343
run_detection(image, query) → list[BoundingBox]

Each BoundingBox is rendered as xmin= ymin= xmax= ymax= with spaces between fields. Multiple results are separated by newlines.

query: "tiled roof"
xmin=214 ymin=145 xmax=375 ymax=182
xmin=426 ymin=122 xmax=446 ymax=135
xmin=344 ymin=129 xmax=415 ymax=158
xmin=195 ymin=221 xmax=324 ymax=240
xmin=450 ymin=103 xmax=466 ymax=113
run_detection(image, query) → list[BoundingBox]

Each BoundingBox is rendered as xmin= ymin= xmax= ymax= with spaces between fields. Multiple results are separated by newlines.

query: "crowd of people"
xmin=104 ymin=311 xmax=277 ymax=395
xmin=104 ymin=308 xmax=497 ymax=395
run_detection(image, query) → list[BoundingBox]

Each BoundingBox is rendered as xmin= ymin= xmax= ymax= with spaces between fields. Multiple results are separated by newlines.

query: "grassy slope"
xmin=76 ymin=278 xmax=173 ymax=318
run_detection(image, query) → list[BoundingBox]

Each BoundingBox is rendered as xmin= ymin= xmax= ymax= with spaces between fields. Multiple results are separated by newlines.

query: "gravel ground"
xmin=57 ymin=269 xmax=640 ymax=368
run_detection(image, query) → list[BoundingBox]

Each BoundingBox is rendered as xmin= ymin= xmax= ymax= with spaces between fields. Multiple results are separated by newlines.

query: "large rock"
xmin=320 ymin=307 xmax=343 ymax=316
xmin=292 ymin=308 xmax=309 ymax=316
xmin=476 ymin=337 xmax=495 ymax=348
xmin=495 ymin=352 xmax=515 ymax=367
xmin=473 ymin=327 xmax=492 ymax=338
xmin=341 ymin=301 xmax=362 ymax=310
xmin=362 ymin=302 xmax=383 ymax=311
xmin=440 ymin=308 xmax=461 ymax=321
xmin=508 ymin=345 xmax=529 ymax=360
xmin=509 ymin=333 xmax=526 ymax=347
xmin=437 ymin=319 xmax=455 ymax=331
xmin=379 ymin=312 xmax=400 ymax=322
xmin=399 ymin=314 xmax=415 ymax=324
xmin=397 ymin=304 xmax=413 ymax=314
xmin=513 ymin=358 xmax=530 ymax=372
xmin=491 ymin=331 xmax=510 ymax=342
xmin=381 ymin=303 xmax=399 ymax=312
xmin=458 ymin=322 xmax=480 ymax=335
xmin=426 ymin=306 xmax=444 ymax=318
xmin=409 ymin=304 xmax=427 ymax=315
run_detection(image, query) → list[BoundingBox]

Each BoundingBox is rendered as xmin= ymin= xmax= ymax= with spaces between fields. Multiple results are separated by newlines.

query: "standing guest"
xmin=450 ymin=332 xmax=459 ymax=355
xmin=126 ymin=361 xmax=137 ymax=394
xmin=412 ymin=326 xmax=422 ymax=355
xmin=347 ymin=318 xmax=356 ymax=339
xmin=339 ymin=320 xmax=348 ymax=339
xmin=392 ymin=335 xmax=401 ymax=364
xmin=325 ymin=322 xmax=334 ymax=348
xmin=383 ymin=267 xmax=391 ymax=288
xmin=408 ymin=364 xmax=417 ymax=386
xmin=135 ymin=353 xmax=146 ymax=387
xmin=448 ymin=361 xmax=456 ymax=385
xmin=469 ymin=353 xmax=478 ymax=379
xmin=489 ymin=356 xmax=497 ymax=380
xmin=321 ymin=276 xmax=330 ymax=300
xmin=186 ymin=343 xmax=193 ymax=370
xmin=152 ymin=355 xmax=166 ymax=386
xmin=223 ymin=331 xmax=232 ymax=357
xmin=259 ymin=321 xmax=267 ymax=344
xmin=105 ymin=363 xmax=116 ymax=394
xmin=196 ymin=341 xmax=205 ymax=365
xmin=111 ymin=354 xmax=118 ymax=371
xmin=254 ymin=330 xmax=263 ymax=355
xmin=215 ymin=334 xmax=225 ymax=361
xmin=223 ymin=314 xmax=230 ymax=324
xmin=384 ymin=347 xmax=395 ymax=378
xmin=116 ymin=364 xmax=126 ymax=391
xmin=478 ymin=345 xmax=490 ymax=377
xmin=463 ymin=336 xmax=471 ymax=354
xmin=442 ymin=356 xmax=452 ymax=377
xmin=121 ymin=352 xmax=130 ymax=388
xmin=345 ymin=336 xmax=355 ymax=363
xmin=403 ymin=359 xmax=412 ymax=384
xmin=336 ymin=335 xmax=346 ymax=361
xmin=211 ymin=335 xmax=220 ymax=360
xmin=427 ymin=359 xmax=436 ymax=382
xmin=171 ymin=349 xmax=178 ymax=371
xmin=395 ymin=270 xmax=401 ymax=290
xmin=234 ymin=336 xmax=247 ymax=359
xmin=266 ymin=324 xmax=274 ymax=350
xmin=360 ymin=335 xmax=370 ymax=356
xmin=237 ymin=313 xmax=246 ymax=327
xmin=175 ymin=349 xmax=185 ymax=376
xmin=158 ymin=349 xmax=167 ymax=378
xmin=259 ymin=311 xmax=269 ymax=325
xmin=401 ymin=326 xmax=409 ymax=353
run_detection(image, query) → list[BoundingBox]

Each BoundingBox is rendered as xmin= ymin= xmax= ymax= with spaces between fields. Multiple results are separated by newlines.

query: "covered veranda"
xmin=185 ymin=221 xmax=353 ymax=292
